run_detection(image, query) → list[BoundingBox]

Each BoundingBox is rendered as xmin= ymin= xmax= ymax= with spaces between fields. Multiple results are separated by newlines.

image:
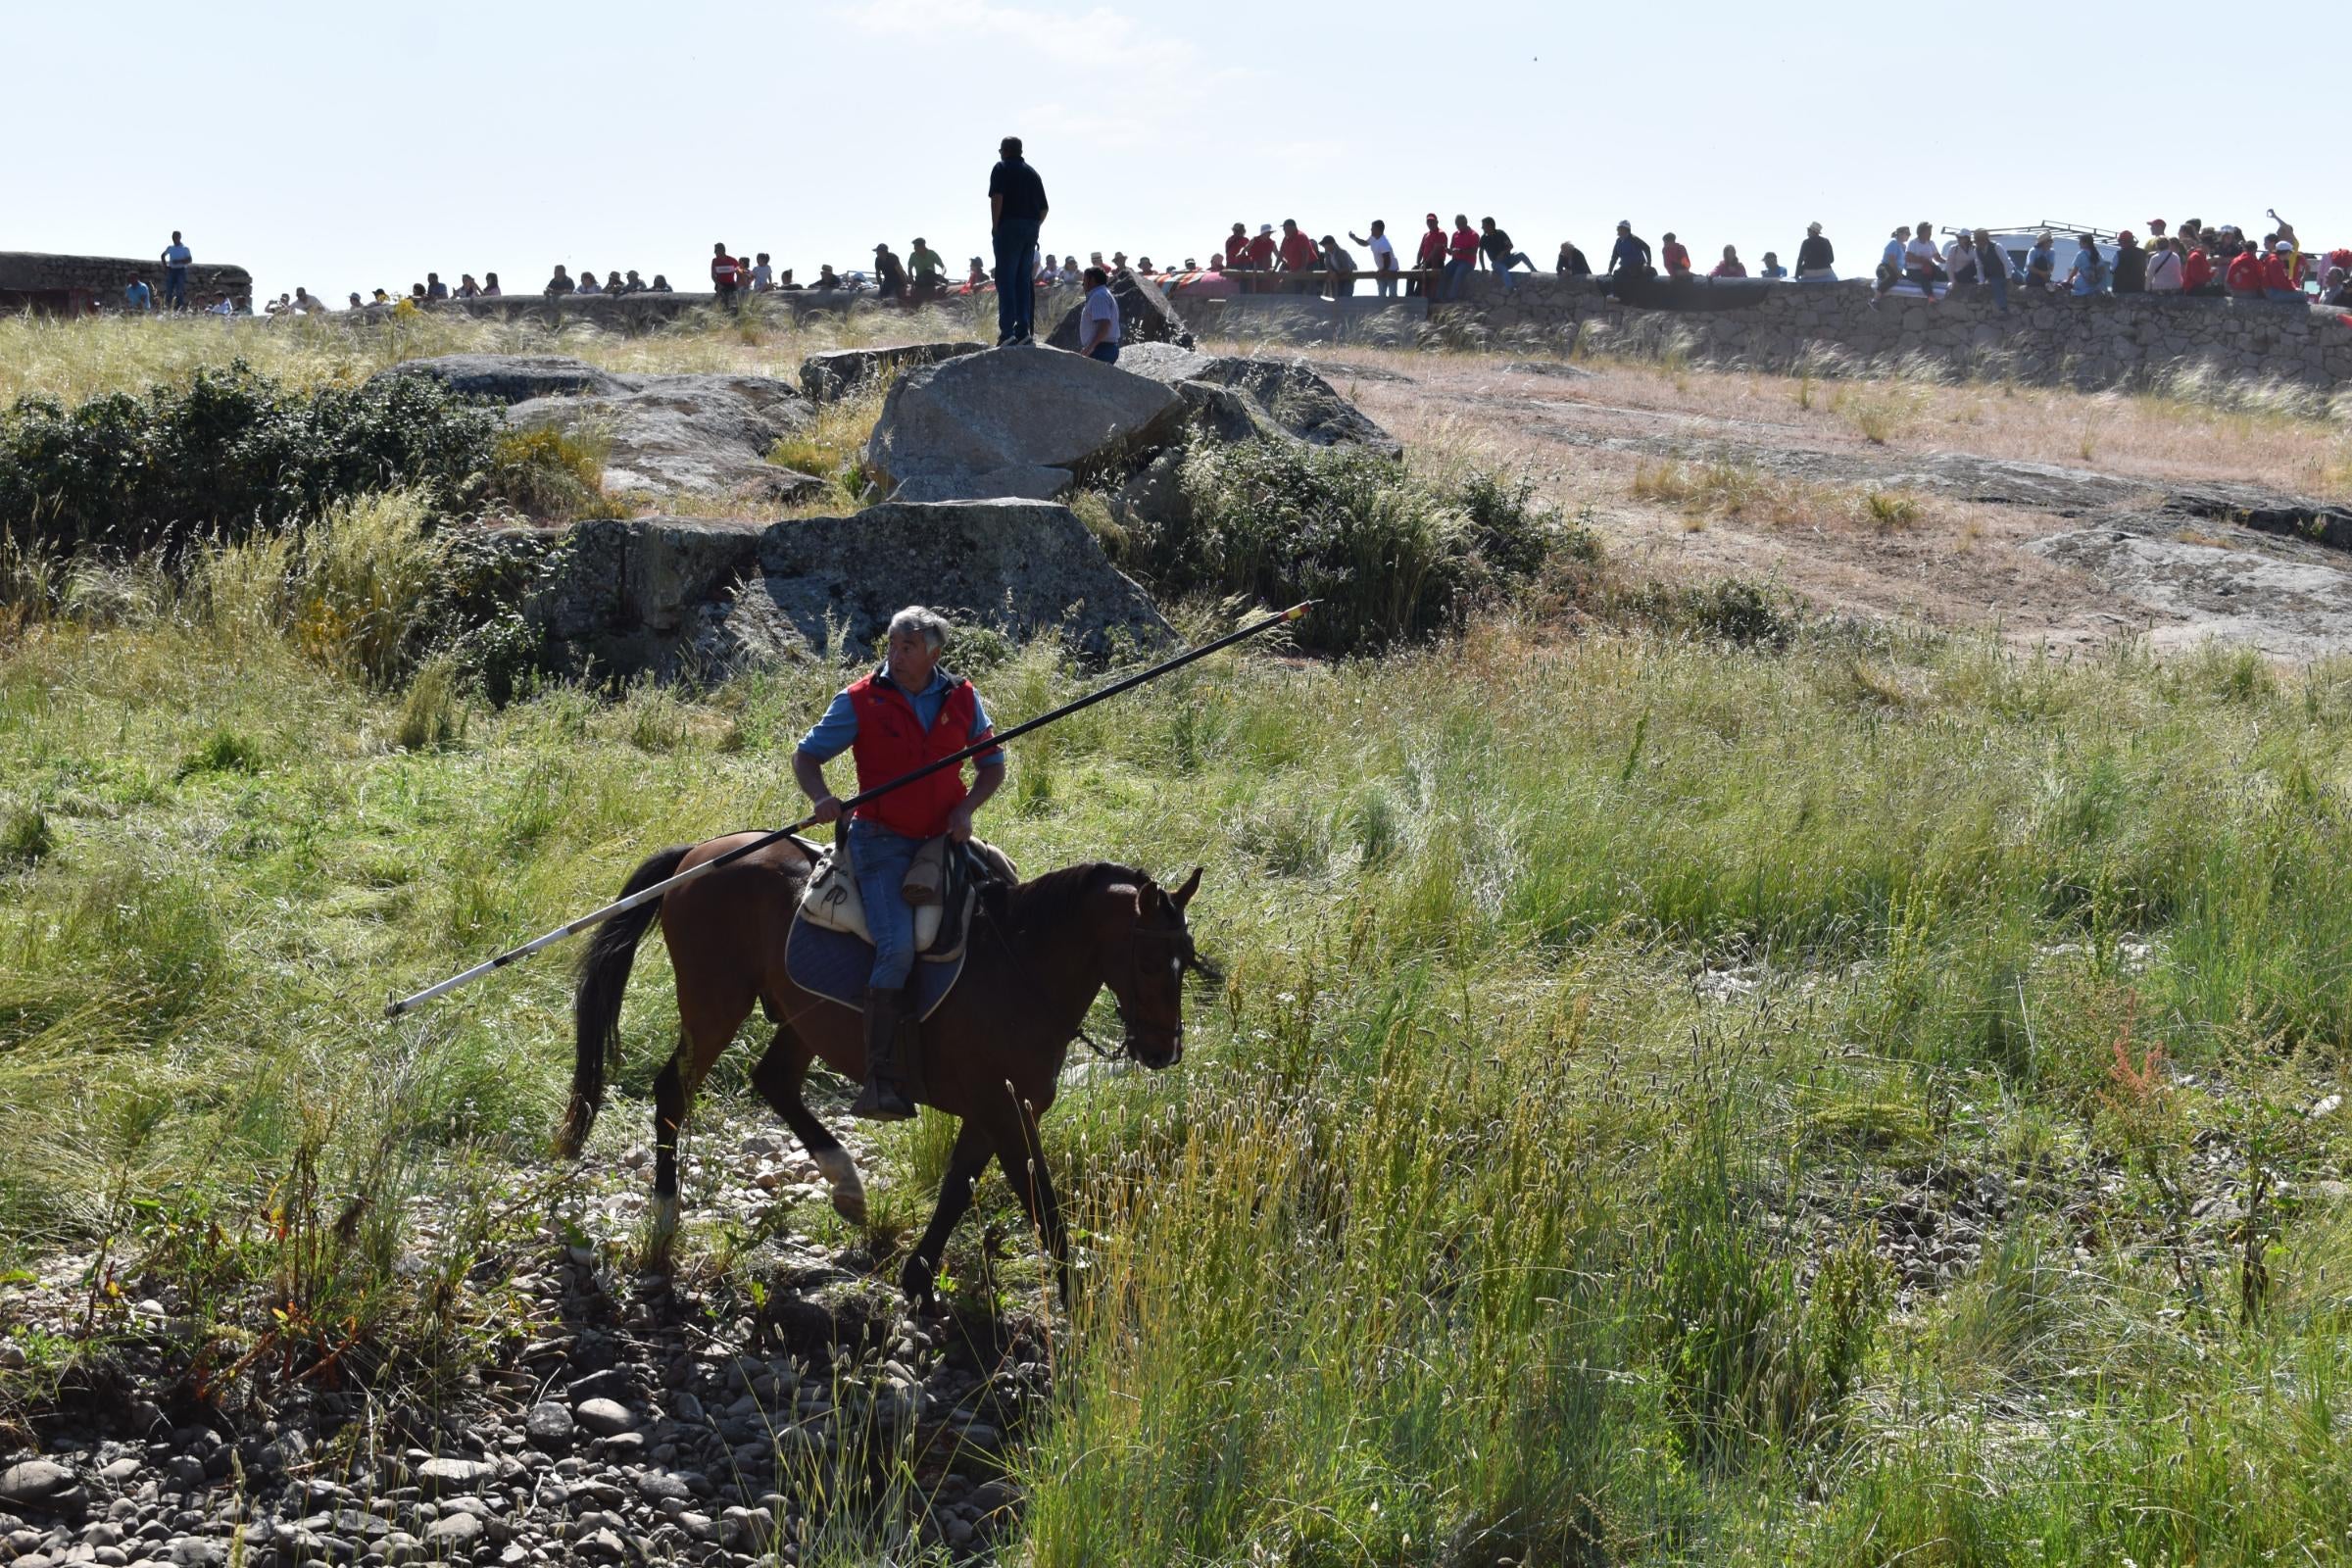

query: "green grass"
xmin=12 ymin=560 xmax=2352 ymax=1558
xmin=12 ymin=320 xmax=2352 ymax=1561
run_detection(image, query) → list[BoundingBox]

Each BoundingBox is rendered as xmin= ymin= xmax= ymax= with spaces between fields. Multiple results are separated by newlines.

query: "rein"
xmin=980 ymin=906 xmax=1130 ymax=1060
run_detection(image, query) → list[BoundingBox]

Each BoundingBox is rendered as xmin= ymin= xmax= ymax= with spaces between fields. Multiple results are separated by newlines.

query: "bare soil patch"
xmin=1300 ymin=346 xmax=2352 ymax=658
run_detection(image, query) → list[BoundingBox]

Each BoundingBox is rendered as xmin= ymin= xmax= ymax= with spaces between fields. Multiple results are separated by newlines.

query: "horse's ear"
xmin=1172 ymin=866 xmax=1202 ymax=909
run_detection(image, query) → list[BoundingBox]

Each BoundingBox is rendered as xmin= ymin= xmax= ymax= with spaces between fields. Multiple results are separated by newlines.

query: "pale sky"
xmin=9 ymin=0 xmax=2346 ymax=302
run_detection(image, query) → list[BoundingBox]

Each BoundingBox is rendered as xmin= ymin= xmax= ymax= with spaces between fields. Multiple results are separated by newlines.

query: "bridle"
xmin=982 ymin=886 xmax=1213 ymax=1064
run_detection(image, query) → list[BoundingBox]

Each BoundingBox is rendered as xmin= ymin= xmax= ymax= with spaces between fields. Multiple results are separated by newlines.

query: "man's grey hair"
xmin=888 ymin=606 xmax=951 ymax=653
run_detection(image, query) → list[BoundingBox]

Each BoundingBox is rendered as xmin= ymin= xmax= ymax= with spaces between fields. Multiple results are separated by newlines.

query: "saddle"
xmin=784 ymin=834 xmax=1017 ymax=1029
xmin=796 ymin=833 xmax=1015 ymax=963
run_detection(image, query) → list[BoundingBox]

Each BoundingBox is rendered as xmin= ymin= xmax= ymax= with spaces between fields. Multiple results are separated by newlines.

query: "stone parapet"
xmin=1434 ymin=274 xmax=2352 ymax=391
xmin=0 ymin=251 xmax=252 ymax=314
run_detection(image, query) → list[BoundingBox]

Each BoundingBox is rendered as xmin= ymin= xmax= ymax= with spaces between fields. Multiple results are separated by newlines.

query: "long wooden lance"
xmin=384 ymin=602 xmax=1313 ymax=1017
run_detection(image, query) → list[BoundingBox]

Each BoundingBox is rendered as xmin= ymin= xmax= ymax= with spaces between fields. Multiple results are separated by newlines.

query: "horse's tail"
xmin=558 ymin=845 xmax=693 ymax=1159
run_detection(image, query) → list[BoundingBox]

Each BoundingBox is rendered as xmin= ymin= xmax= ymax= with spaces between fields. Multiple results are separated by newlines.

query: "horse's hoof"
xmin=811 ymin=1148 xmax=867 ymax=1227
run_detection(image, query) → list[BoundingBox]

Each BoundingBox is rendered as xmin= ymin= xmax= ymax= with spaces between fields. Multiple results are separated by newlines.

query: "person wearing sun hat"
xmin=2111 ymin=229 xmax=2147 ymax=294
xmin=1795 ymin=220 xmax=1836 ymax=281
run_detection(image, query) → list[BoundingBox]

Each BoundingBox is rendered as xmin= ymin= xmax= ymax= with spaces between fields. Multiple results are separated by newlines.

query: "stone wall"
xmin=0 ymin=251 xmax=252 ymax=314
xmin=1434 ymin=274 xmax=2352 ymax=392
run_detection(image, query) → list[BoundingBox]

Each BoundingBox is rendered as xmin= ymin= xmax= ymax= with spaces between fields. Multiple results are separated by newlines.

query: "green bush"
xmin=0 ymin=361 xmax=498 ymax=556
xmin=1124 ymin=440 xmax=1560 ymax=653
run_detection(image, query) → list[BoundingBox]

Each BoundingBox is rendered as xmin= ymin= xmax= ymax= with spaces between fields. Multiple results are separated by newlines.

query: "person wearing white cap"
xmin=2262 ymin=240 xmax=2305 ymax=304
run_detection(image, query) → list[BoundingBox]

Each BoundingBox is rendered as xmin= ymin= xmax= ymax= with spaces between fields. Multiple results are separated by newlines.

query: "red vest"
xmin=848 ymin=671 xmax=983 ymax=839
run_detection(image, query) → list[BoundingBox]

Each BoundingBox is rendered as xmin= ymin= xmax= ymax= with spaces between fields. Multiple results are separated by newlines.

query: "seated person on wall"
xmin=2110 ymin=230 xmax=2146 ymax=294
xmin=545 ymin=266 xmax=575 ymax=297
xmin=1659 ymin=232 xmax=1692 ymax=278
xmin=2225 ymin=243 xmax=2268 ymax=298
xmin=1557 ymin=239 xmax=1592 ymax=276
xmin=1794 ymin=221 xmax=1835 ymax=281
xmin=2260 ymin=241 xmax=2305 ymax=303
xmin=2022 ymin=233 xmax=2059 ymax=292
xmin=1709 ymin=245 xmax=1746 ymax=278
xmin=792 ymin=608 xmax=1005 ymax=1122
xmin=2066 ymin=234 xmax=2108 ymax=296
xmin=1758 ymin=251 xmax=1787 ymax=279
xmin=2325 ymin=267 xmax=2352 ymax=307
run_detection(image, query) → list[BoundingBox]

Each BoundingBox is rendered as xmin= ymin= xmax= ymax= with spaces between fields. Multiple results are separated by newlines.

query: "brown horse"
xmin=558 ymin=834 xmax=1208 ymax=1300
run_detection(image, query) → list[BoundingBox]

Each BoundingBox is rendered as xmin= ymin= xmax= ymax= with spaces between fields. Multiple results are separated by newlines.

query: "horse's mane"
xmin=998 ymin=860 xmax=1146 ymax=933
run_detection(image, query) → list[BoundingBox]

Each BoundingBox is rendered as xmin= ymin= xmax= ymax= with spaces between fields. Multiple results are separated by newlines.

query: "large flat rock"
xmin=864 ymin=346 xmax=1185 ymax=503
xmin=523 ymin=500 xmax=1171 ymax=680
xmin=800 ymin=341 xmax=986 ymax=404
xmin=372 ymin=356 xmax=820 ymax=505
xmin=376 ymin=354 xmax=634 ymax=404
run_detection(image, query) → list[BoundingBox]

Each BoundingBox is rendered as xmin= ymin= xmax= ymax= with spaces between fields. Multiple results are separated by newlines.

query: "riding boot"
xmin=852 ymin=987 xmax=916 ymax=1122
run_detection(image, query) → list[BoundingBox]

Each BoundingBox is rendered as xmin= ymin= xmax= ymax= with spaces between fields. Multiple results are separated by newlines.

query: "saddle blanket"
xmin=784 ymin=917 xmax=966 ymax=1022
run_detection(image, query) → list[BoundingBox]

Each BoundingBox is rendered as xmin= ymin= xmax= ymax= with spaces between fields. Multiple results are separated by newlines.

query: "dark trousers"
xmin=993 ymin=220 xmax=1040 ymax=343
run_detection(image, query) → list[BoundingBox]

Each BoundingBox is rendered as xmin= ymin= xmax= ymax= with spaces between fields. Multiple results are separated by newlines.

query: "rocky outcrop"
xmin=800 ymin=342 xmax=986 ymax=404
xmin=370 ymin=356 xmax=822 ymax=505
xmin=1044 ymin=272 xmax=1195 ymax=353
xmin=1115 ymin=344 xmax=1402 ymax=458
xmin=507 ymin=376 xmax=823 ymax=502
xmin=863 ymin=347 xmax=1185 ymax=503
xmin=375 ymin=354 xmax=632 ymax=404
xmin=521 ymin=501 xmax=1171 ymax=679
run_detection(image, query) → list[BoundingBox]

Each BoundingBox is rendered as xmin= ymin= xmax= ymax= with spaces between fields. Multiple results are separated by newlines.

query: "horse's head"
xmin=1103 ymin=866 xmax=1213 ymax=1069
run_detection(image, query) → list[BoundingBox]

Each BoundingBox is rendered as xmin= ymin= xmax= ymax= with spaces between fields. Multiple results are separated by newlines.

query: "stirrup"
xmin=851 ymin=1077 xmax=915 ymax=1122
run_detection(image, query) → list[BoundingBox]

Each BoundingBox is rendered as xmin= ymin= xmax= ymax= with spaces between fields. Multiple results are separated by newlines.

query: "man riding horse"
xmin=791 ymin=606 xmax=1004 ymax=1121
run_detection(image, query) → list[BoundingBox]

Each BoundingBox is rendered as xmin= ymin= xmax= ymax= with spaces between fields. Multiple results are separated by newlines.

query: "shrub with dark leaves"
xmin=0 ymin=362 xmax=498 ymax=556
xmin=1126 ymin=440 xmax=1562 ymax=654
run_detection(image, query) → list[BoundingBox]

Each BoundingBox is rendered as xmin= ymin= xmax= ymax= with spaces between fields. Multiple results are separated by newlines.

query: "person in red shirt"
xmin=710 ymin=242 xmax=743 ymax=306
xmin=1245 ymin=224 xmax=1277 ymax=273
xmin=2181 ymin=244 xmax=2217 ymax=296
xmin=1660 ymin=232 xmax=1692 ymax=276
xmin=1225 ymin=222 xmax=1250 ymax=269
xmin=1276 ymin=219 xmax=1318 ymax=292
xmin=2259 ymin=242 xmax=2304 ymax=303
xmin=2225 ymin=246 xmax=2267 ymax=298
xmin=1442 ymin=214 xmax=1479 ymax=300
xmin=1412 ymin=213 xmax=1446 ymax=297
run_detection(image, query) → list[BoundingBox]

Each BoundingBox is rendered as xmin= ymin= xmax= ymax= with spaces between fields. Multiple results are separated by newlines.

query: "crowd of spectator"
xmin=97 ymin=206 xmax=2352 ymax=321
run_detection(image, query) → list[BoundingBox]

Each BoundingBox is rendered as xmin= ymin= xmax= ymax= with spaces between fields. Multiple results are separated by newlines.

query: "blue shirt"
xmin=163 ymin=244 xmax=191 ymax=269
xmin=797 ymin=667 xmax=1004 ymax=768
xmin=124 ymin=281 xmax=152 ymax=310
xmin=2070 ymin=248 xmax=2103 ymax=295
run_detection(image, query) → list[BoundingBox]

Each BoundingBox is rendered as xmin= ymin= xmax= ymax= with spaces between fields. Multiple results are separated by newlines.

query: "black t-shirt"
xmin=1796 ymin=234 xmax=1834 ymax=270
xmin=988 ymin=158 xmax=1049 ymax=225
xmin=1557 ymin=245 xmax=1591 ymax=276
xmin=1480 ymin=227 xmax=1513 ymax=264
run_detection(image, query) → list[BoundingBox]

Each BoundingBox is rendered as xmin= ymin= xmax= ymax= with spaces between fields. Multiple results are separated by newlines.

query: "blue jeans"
xmin=993 ymin=220 xmax=1040 ymax=342
xmin=1441 ymin=258 xmax=1474 ymax=300
xmin=1494 ymin=252 xmax=1532 ymax=289
xmin=849 ymin=818 xmax=920 ymax=990
xmin=165 ymin=269 xmax=188 ymax=309
xmin=1087 ymin=342 xmax=1119 ymax=364
xmin=2265 ymin=288 xmax=2305 ymax=304
xmin=1375 ymin=271 xmax=1397 ymax=297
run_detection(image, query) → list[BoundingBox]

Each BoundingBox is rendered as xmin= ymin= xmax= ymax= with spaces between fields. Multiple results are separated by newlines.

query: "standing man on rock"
xmin=160 ymin=231 xmax=192 ymax=311
xmin=988 ymin=135 xmax=1049 ymax=345
xmin=794 ymin=608 xmax=1005 ymax=1120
